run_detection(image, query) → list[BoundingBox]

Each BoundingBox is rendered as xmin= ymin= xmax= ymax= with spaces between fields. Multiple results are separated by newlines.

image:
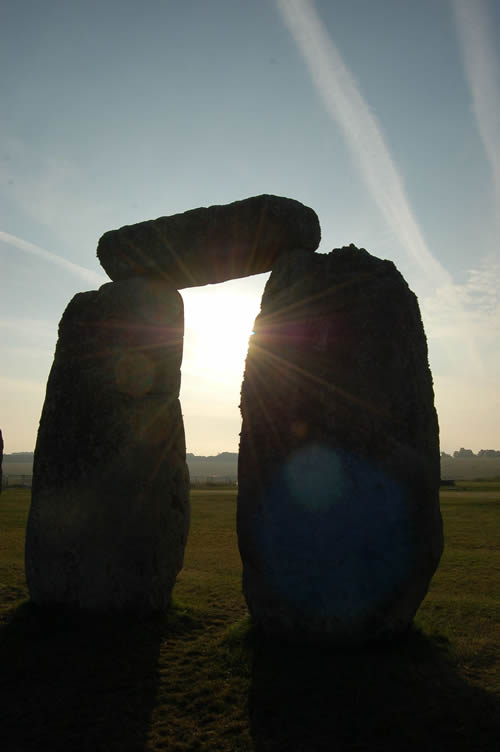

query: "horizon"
xmin=4 ymin=446 xmax=500 ymax=458
xmin=1 ymin=1 xmax=499 ymax=455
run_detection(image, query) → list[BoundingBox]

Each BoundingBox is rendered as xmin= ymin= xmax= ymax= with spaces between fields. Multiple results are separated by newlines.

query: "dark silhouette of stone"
xmin=97 ymin=194 xmax=321 ymax=287
xmin=238 ymin=245 xmax=443 ymax=644
xmin=26 ymin=278 xmax=189 ymax=613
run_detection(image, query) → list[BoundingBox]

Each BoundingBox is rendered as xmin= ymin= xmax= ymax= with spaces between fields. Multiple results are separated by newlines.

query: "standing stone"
xmin=26 ymin=278 xmax=189 ymax=613
xmin=97 ymin=194 xmax=321 ymax=287
xmin=238 ymin=245 xmax=443 ymax=644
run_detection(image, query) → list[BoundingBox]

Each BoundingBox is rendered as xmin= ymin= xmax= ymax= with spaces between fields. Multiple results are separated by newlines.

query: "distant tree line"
xmin=441 ymin=448 xmax=500 ymax=459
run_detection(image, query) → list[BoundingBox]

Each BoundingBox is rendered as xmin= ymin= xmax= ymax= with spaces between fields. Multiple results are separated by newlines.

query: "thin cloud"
xmin=276 ymin=0 xmax=451 ymax=288
xmin=0 ymin=230 xmax=106 ymax=285
xmin=0 ymin=135 xmax=114 ymax=252
xmin=422 ymin=256 xmax=500 ymax=342
xmin=453 ymin=0 xmax=500 ymax=202
xmin=423 ymin=256 xmax=500 ymax=449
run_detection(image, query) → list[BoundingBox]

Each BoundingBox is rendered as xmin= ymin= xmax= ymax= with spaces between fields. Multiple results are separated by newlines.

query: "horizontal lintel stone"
xmin=97 ymin=194 xmax=321 ymax=288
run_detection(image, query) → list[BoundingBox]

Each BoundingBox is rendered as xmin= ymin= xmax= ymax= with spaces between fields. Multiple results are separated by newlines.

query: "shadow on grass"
xmin=246 ymin=626 xmax=500 ymax=752
xmin=0 ymin=599 xmax=199 ymax=752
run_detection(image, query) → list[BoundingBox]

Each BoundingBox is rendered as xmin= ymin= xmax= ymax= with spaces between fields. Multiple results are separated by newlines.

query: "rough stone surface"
xmin=26 ymin=278 xmax=190 ymax=613
xmin=238 ymin=245 xmax=443 ymax=644
xmin=97 ymin=194 xmax=321 ymax=287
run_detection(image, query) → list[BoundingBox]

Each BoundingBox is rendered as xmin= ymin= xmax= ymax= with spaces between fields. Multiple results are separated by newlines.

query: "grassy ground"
xmin=0 ymin=483 xmax=499 ymax=751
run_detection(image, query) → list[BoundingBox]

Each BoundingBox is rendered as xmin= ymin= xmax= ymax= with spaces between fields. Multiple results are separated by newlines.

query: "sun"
xmin=181 ymin=278 xmax=263 ymax=386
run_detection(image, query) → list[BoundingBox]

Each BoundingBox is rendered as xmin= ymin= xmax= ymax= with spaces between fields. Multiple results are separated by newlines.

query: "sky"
xmin=1 ymin=0 xmax=499 ymax=456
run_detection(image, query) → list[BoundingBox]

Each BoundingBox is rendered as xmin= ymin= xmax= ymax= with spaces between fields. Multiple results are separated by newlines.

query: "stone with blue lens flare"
xmin=238 ymin=245 xmax=443 ymax=644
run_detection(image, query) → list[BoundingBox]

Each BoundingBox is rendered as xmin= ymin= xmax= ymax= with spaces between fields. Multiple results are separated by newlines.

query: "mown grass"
xmin=0 ymin=483 xmax=499 ymax=750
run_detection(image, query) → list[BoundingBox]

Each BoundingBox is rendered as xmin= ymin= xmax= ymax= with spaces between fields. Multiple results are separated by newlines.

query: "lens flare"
xmin=254 ymin=445 xmax=411 ymax=625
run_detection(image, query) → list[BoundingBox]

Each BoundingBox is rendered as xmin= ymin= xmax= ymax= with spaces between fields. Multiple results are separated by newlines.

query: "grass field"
xmin=1 ymin=483 xmax=499 ymax=751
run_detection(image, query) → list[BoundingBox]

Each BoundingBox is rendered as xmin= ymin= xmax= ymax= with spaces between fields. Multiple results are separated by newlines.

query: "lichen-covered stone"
xmin=26 ymin=278 xmax=189 ymax=613
xmin=238 ymin=245 xmax=443 ymax=644
xmin=97 ymin=194 xmax=321 ymax=287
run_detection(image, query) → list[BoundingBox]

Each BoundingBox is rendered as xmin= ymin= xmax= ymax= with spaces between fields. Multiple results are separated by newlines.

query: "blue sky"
xmin=1 ymin=0 xmax=499 ymax=454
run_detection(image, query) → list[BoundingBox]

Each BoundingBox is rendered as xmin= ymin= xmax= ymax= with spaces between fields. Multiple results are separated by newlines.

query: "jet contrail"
xmin=276 ymin=0 xmax=451 ymax=288
xmin=0 ymin=230 xmax=106 ymax=285
xmin=453 ymin=0 xmax=500 ymax=203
